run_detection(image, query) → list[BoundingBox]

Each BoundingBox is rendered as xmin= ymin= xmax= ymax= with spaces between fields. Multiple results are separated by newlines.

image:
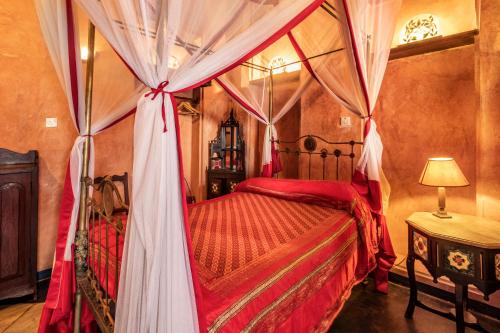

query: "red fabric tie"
xmin=363 ymin=114 xmax=372 ymax=139
xmin=145 ymin=80 xmax=170 ymax=132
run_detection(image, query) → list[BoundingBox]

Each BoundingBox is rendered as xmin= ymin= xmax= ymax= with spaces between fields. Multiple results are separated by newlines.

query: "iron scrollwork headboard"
xmin=274 ymin=135 xmax=363 ymax=181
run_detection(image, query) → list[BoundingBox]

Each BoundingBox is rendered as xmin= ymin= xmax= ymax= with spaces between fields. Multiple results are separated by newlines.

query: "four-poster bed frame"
xmin=69 ymin=2 xmax=387 ymax=331
xmin=70 ymin=23 xmax=363 ymax=331
xmin=33 ymin=0 xmax=403 ymax=330
xmin=73 ymin=21 xmax=95 ymax=333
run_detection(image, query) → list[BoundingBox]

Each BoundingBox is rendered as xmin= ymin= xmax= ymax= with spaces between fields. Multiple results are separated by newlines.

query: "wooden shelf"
xmin=389 ymin=30 xmax=478 ymax=61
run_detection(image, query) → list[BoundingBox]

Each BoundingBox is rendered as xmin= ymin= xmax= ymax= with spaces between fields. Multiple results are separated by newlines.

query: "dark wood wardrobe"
xmin=0 ymin=148 xmax=38 ymax=300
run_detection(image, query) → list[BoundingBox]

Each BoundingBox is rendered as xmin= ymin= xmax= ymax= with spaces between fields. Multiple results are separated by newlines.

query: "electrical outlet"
xmin=46 ymin=117 xmax=58 ymax=128
xmin=340 ymin=116 xmax=351 ymax=128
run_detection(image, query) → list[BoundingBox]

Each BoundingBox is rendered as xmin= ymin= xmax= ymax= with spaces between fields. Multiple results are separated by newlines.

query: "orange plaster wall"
xmin=299 ymin=45 xmax=480 ymax=260
xmin=299 ymin=43 xmax=500 ymax=304
xmin=0 ymin=0 xmax=76 ymax=271
xmin=273 ymin=102 xmax=301 ymax=179
xmin=93 ymin=116 xmax=135 ymax=185
xmin=377 ymin=45 xmax=477 ymax=257
xmin=300 ymin=81 xmax=363 ymax=181
xmin=477 ymin=0 xmax=500 ymax=220
xmin=0 ymin=0 xmax=138 ymax=272
xmin=91 ymin=48 xmax=137 ymax=183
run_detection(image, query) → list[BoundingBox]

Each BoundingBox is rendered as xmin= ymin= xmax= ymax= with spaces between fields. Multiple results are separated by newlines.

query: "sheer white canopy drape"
xmin=225 ymin=0 xmax=400 ymax=206
xmin=35 ymin=0 xmax=145 ymax=331
xmin=217 ymin=6 xmax=354 ymax=177
xmin=287 ymin=0 xmax=401 ymax=292
xmin=218 ymin=0 xmax=401 ymax=293
xmin=217 ymin=34 xmax=316 ymax=177
xmin=339 ymin=0 xmax=400 ymax=213
xmin=290 ymin=0 xmax=400 ymax=211
xmin=75 ymin=0 xmax=323 ymax=331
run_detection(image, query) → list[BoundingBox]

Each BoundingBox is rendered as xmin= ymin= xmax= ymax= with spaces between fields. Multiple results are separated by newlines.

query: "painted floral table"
xmin=405 ymin=211 xmax=500 ymax=333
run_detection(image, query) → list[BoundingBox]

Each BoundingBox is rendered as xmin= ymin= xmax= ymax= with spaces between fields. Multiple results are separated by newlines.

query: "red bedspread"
xmin=88 ymin=213 xmax=127 ymax=301
xmin=89 ymin=178 xmax=389 ymax=332
xmin=190 ymin=178 xmax=380 ymax=332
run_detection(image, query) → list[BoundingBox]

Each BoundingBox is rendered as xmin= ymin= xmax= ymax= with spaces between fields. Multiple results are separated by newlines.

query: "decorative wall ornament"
xmin=399 ymin=14 xmax=441 ymax=44
xmin=269 ymin=56 xmax=287 ymax=74
xmin=267 ymin=56 xmax=301 ymax=75
xmin=413 ymin=231 xmax=428 ymax=260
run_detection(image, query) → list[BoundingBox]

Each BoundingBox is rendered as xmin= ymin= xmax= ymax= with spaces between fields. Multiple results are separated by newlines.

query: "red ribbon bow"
xmin=145 ymin=80 xmax=170 ymax=132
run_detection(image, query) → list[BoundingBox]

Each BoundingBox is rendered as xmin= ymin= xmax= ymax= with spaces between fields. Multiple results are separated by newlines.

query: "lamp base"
xmin=434 ymin=187 xmax=452 ymax=219
xmin=433 ymin=211 xmax=452 ymax=219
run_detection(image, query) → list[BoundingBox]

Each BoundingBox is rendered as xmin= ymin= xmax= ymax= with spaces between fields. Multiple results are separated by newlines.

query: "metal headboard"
xmin=274 ymin=135 xmax=363 ymax=181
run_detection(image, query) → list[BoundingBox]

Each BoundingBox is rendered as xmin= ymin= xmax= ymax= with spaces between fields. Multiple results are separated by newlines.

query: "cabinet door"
xmin=0 ymin=172 xmax=34 ymax=299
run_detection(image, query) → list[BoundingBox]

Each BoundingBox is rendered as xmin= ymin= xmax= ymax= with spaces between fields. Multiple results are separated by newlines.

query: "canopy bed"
xmin=77 ymin=175 xmax=382 ymax=333
xmin=34 ymin=0 xmax=401 ymax=332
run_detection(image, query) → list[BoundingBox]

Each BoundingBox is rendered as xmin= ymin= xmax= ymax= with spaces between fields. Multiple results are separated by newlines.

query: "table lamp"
xmin=419 ymin=157 xmax=469 ymax=218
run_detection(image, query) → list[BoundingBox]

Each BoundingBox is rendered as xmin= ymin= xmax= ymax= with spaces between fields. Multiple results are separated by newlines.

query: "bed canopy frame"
xmin=35 ymin=1 xmax=401 ymax=332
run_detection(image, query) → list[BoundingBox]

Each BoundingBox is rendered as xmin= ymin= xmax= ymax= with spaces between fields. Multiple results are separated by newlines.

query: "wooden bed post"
xmin=73 ymin=21 xmax=96 ymax=333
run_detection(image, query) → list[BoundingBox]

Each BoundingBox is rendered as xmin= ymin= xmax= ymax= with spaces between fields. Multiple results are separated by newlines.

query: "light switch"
xmin=46 ymin=117 xmax=58 ymax=128
xmin=340 ymin=116 xmax=351 ymax=128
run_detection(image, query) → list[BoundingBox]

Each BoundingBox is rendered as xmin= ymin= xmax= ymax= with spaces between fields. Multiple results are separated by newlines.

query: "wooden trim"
xmin=36 ymin=268 xmax=52 ymax=282
xmin=0 ymin=148 xmax=37 ymax=166
xmin=389 ymin=30 xmax=479 ymax=61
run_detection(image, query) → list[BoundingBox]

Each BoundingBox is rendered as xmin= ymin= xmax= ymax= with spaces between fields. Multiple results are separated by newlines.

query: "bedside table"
xmin=405 ymin=212 xmax=500 ymax=333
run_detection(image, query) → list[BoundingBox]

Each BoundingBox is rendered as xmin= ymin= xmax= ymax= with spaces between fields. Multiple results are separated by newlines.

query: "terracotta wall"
xmin=298 ymin=44 xmax=482 ymax=255
xmin=297 ymin=44 xmax=495 ymax=261
xmin=0 ymin=0 xmax=137 ymax=272
xmin=476 ymin=0 xmax=500 ymax=220
xmin=0 ymin=0 xmax=76 ymax=271
xmin=91 ymin=50 xmax=137 ymax=183
xmin=377 ymin=45 xmax=477 ymax=255
xmin=297 ymin=41 xmax=499 ymax=305
xmin=273 ymin=102 xmax=301 ymax=179
xmin=93 ymin=117 xmax=135 ymax=186
xmin=300 ymin=81 xmax=363 ymax=181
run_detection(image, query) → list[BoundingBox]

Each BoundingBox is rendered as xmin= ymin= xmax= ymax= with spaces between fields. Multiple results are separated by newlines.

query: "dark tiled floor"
xmin=330 ymin=282 xmax=500 ymax=333
xmin=0 ymin=281 xmax=498 ymax=332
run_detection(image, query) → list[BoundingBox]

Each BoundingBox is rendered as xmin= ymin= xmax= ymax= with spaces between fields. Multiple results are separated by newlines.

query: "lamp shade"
xmin=419 ymin=157 xmax=469 ymax=187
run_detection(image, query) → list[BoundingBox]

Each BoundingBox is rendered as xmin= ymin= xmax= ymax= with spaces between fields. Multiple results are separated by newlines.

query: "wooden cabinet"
xmin=207 ymin=170 xmax=245 ymax=199
xmin=0 ymin=149 xmax=38 ymax=300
